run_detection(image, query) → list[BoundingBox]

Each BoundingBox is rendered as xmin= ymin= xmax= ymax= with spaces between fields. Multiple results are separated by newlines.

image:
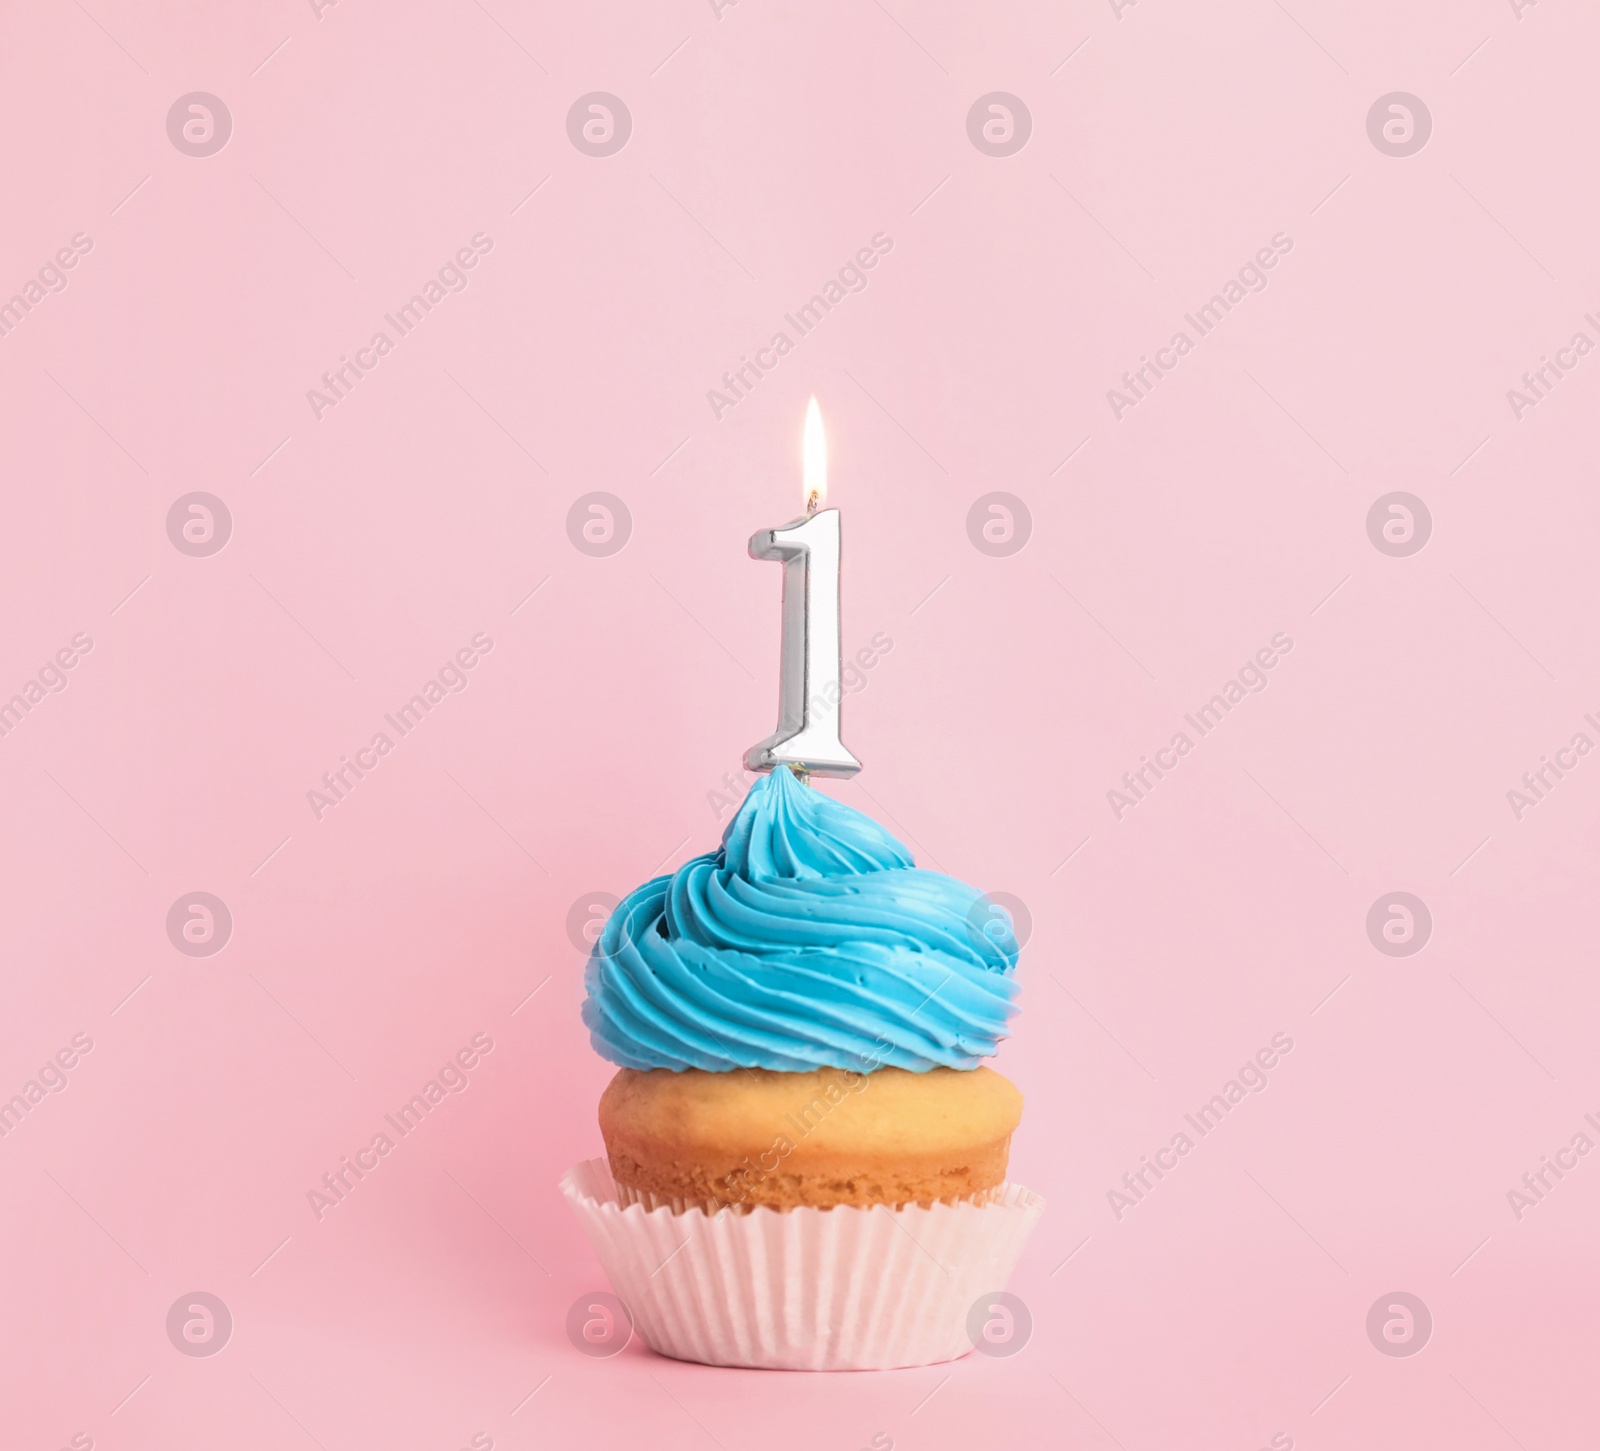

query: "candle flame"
xmin=803 ymin=397 xmax=826 ymax=512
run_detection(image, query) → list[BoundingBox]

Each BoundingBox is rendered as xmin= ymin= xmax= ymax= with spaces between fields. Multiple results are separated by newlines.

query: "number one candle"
xmin=744 ymin=398 xmax=863 ymax=781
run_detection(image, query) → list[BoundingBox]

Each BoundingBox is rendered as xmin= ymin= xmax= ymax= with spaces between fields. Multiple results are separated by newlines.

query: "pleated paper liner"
xmin=561 ymin=1158 xmax=1044 ymax=1371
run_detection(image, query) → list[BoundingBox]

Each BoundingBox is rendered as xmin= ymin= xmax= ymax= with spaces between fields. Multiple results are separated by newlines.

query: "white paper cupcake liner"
xmin=560 ymin=1158 xmax=1044 ymax=1371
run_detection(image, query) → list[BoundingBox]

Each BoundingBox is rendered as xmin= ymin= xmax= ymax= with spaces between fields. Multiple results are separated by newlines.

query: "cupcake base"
xmin=598 ymin=1065 xmax=1024 ymax=1211
xmin=560 ymin=1158 xmax=1044 ymax=1371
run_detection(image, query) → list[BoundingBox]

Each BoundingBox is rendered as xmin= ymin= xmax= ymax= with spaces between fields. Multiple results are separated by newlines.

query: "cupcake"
xmin=562 ymin=763 xmax=1042 ymax=1369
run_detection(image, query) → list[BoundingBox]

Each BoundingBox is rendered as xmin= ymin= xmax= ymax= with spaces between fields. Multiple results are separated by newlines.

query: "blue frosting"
xmin=582 ymin=765 xmax=1020 ymax=1072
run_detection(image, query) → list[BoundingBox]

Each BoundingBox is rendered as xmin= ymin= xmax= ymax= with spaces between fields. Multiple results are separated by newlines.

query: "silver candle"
xmin=744 ymin=399 xmax=862 ymax=780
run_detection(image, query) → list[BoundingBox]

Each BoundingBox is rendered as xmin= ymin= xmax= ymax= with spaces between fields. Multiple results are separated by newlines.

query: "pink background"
xmin=3 ymin=0 xmax=1596 ymax=1446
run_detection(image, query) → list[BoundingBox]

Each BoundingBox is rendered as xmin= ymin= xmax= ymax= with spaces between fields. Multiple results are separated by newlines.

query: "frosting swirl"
xmin=582 ymin=765 xmax=1020 ymax=1072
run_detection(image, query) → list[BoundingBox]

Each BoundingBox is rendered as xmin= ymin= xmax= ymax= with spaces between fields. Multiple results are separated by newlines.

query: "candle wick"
xmin=805 ymin=491 xmax=820 ymax=515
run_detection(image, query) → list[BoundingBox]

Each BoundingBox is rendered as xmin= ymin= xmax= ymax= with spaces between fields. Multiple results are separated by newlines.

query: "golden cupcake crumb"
xmin=600 ymin=1065 xmax=1023 ymax=1210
